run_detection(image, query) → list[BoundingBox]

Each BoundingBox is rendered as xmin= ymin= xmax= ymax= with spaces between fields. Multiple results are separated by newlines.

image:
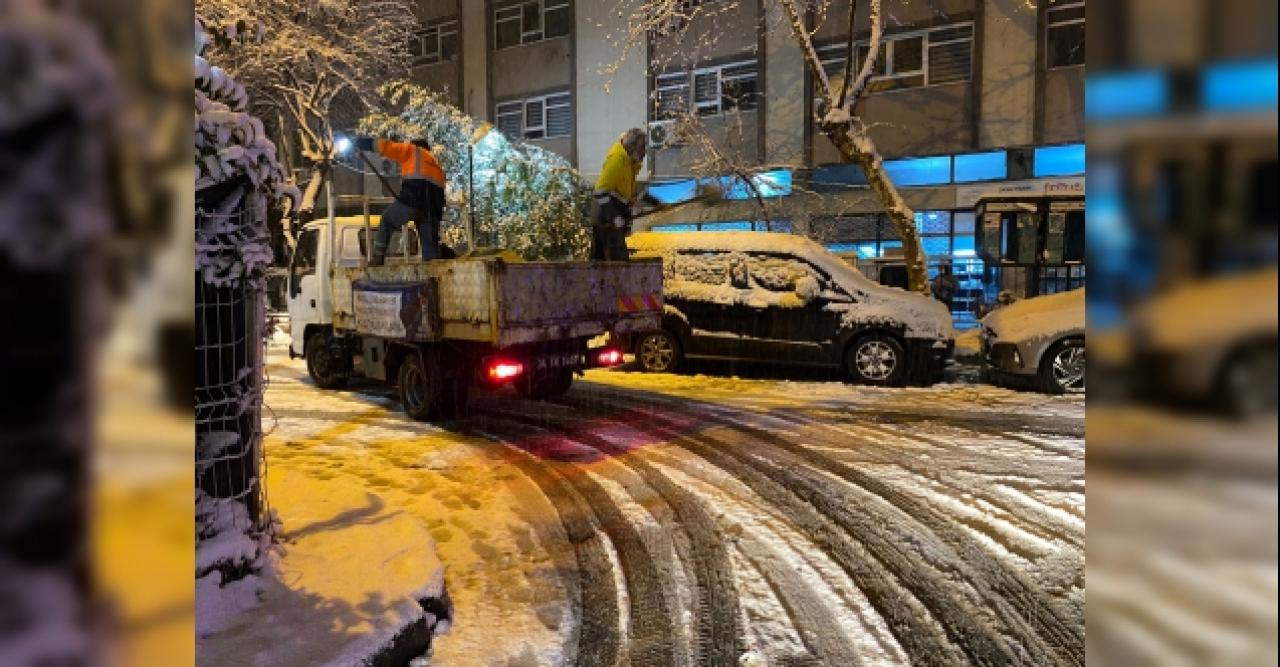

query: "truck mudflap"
xmin=350 ymin=278 xmax=441 ymax=341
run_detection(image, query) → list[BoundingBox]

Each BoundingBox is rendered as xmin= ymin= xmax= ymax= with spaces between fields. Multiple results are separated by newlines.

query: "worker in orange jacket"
xmin=356 ymin=136 xmax=446 ymax=264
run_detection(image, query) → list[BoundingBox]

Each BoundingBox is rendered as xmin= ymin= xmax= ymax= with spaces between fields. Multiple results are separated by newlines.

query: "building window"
xmin=495 ymin=92 xmax=572 ymax=140
xmin=816 ymin=22 xmax=973 ymax=98
xmin=1046 ymin=1 xmax=1085 ymax=69
xmin=495 ymin=0 xmax=570 ymax=50
xmin=412 ymin=19 xmax=459 ymax=65
xmin=650 ymin=59 xmax=759 ymax=120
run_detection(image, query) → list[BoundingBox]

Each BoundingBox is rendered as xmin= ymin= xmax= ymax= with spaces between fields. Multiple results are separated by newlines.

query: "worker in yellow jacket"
xmin=591 ymin=129 xmax=650 ymax=261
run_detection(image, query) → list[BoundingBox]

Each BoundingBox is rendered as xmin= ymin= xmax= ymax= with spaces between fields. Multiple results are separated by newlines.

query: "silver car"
xmin=980 ymin=287 xmax=1085 ymax=394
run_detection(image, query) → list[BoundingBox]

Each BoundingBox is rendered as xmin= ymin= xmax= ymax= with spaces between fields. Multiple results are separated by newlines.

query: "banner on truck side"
xmin=354 ymin=290 xmax=409 ymax=338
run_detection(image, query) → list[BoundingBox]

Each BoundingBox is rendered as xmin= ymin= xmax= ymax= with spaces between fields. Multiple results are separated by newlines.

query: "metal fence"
xmin=195 ymin=198 xmax=271 ymax=543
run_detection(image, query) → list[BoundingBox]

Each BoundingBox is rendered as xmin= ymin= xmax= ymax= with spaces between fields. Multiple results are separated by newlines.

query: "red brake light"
xmin=596 ymin=348 xmax=624 ymax=367
xmin=487 ymin=360 xmax=523 ymax=381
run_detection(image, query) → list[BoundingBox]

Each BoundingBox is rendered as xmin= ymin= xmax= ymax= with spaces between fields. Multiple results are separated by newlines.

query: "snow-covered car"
xmin=625 ymin=231 xmax=955 ymax=386
xmin=979 ymin=287 xmax=1085 ymax=393
xmin=1130 ymin=267 xmax=1277 ymax=417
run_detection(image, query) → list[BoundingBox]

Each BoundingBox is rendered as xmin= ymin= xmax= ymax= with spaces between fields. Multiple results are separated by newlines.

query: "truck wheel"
xmin=846 ymin=334 xmax=907 ymax=387
xmin=306 ymin=332 xmax=347 ymax=389
xmin=637 ymin=330 xmax=681 ymax=373
xmin=1039 ymin=338 xmax=1085 ymax=395
xmin=398 ymin=352 xmax=444 ymax=421
xmin=515 ymin=369 xmax=574 ymax=401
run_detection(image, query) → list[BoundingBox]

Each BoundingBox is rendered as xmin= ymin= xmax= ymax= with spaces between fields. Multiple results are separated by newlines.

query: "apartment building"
xmin=402 ymin=0 xmax=1085 ymax=192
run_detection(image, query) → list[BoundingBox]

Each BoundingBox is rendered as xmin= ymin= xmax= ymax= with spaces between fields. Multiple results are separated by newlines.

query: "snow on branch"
xmin=360 ymin=83 xmax=591 ymax=261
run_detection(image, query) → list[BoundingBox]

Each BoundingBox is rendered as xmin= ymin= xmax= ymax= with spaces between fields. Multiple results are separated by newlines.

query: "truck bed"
xmin=333 ymin=258 xmax=663 ymax=347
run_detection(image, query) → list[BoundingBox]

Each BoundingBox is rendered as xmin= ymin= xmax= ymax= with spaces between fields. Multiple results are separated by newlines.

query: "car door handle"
xmin=310 ymin=299 xmax=316 ymax=308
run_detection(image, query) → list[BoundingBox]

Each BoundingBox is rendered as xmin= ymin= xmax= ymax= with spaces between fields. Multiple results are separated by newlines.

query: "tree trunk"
xmin=298 ymin=160 xmax=329 ymax=219
xmin=823 ymin=124 xmax=928 ymax=294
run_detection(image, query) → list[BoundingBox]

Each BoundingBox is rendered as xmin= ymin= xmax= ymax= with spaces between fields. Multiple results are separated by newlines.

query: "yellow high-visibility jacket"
xmin=593 ymin=140 xmax=641 ymax=205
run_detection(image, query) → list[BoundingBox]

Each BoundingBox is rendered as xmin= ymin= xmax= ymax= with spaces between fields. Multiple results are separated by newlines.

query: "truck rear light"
xmin=596 ymin=347 xmax=624 ymax=367
xmin=487 ymin=360 xmax=524 ymax=382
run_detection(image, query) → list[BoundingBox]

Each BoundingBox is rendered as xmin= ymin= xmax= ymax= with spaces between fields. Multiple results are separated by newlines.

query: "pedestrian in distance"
xmin=356 ymin=135 xmax=446 ymax=265
xmin=931 ymin=263 xmax=959 ymax=311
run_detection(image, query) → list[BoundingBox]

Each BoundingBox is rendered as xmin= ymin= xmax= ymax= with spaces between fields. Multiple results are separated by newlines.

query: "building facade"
xmin=395 ymin=0 xmax=1088 ymax=323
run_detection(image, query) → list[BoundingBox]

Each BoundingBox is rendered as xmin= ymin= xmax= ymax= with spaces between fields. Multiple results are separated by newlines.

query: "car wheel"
xmin=398 ymin=352 xmax=443 ymax=421
xmin=1217 ymin=342 xmax=1277 ymax=418
xmin=306 ymin=332 xmax=347 ymax=389
xmin=637 ymin=330 xmax=681 ymax=373
xmin=847 ymin=334 xmax=907 ymax=386
xmin=515 ymin=369 xmax=574 ymax=401
xmin=1039 ymin=338 xmax=1086 ymax=394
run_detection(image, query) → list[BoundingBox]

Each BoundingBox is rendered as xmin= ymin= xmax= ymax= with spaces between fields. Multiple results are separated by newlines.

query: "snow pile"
xmin=194 ymin=18 xmax=298 ymax=287
xmin=982 ymin=287 xmax=1084 ymax=344
xmin=0 ymin=559 xmax=91 ymax=664
xmin=632 ymin=231 xmax=954 ymax=339
xmin=0 ymin=1 xmax=116 ymax=267
xmin=195 ymin=490 xmax=274 ymax=637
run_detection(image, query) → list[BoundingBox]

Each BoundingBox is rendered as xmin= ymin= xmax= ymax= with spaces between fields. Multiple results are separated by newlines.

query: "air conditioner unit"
xmin=647 ymin=120 xmax=675 ymax=150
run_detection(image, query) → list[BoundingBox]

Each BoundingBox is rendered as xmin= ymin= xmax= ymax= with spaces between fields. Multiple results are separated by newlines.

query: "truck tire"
xmin=636 ymin=330 xmax=681 ymax=373
xmin=515 ymin=369 xmax=574 ymax=401
xmin=398 ymin=352 xmax=445 ymax=421
xmin=306 ymin=332 xmax=347 ymax=389
xmin=846 ymin=333 xmax=908 ymax=387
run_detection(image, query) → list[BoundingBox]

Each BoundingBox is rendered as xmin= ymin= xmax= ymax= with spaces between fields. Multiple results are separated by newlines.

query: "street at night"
xmin=254 ymin=338 xmax=1084 ymax=665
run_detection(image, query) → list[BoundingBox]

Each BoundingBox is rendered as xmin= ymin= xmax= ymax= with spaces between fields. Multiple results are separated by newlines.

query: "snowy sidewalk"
xmin=197 ymin=467 xmax=449 ymax=667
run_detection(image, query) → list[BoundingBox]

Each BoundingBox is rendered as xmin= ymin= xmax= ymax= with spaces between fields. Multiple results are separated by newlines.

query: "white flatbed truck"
xmin=286 ymin=215 xmax=663 ymax=420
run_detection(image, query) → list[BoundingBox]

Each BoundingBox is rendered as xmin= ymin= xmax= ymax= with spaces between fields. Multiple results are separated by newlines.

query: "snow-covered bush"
xmin=360 ymin=82 xmax=591 ymax=261
xmin=0 ymin=1 xmax=117 ymax=267
xmin=194 ymin=19 xmax=297 ymax=287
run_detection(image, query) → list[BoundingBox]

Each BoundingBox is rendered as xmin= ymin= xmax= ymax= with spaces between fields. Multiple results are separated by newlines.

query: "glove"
xmin=355 ymin=136 xmax=375 ymax=152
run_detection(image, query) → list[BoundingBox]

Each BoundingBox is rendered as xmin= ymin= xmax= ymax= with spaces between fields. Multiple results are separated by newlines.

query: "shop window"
xmin=1046 ymin=1 xmax=1085 ymax=69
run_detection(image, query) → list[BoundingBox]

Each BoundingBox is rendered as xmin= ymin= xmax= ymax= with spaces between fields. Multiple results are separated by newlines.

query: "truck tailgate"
xmin=339 ymin=259 xmax=662 ymax=346
xmin=494 ymin=260 xmax=663 ymax=346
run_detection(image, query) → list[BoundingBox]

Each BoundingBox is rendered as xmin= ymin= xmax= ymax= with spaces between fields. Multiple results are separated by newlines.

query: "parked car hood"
xmin=982 ymin=287 xmax=1085 ymax=344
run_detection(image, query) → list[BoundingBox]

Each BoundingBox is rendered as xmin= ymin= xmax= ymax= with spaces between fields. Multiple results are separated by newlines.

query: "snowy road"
xmin=263 ymin=346 xmax=1084 ymax=666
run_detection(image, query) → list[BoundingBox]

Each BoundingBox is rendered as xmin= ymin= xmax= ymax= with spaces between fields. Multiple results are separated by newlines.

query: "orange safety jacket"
xmin=375 ymin=139 xmax=446 ymax=188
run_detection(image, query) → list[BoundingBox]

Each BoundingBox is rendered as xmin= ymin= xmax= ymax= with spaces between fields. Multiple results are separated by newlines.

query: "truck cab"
xmin=287 ymin=215 xmax=417 ymax=358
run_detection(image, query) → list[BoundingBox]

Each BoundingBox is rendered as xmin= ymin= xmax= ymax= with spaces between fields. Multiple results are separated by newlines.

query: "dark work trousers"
xmin=375 ymin=180 xmax=444 ymax=261
xmin=590 ymin=196 xmax=631 ymax=261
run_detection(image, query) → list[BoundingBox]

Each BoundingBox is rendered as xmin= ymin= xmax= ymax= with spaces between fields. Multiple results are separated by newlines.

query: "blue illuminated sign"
xmin=1033 ymin=144 xmax=1085 ymax=177
xmin=953 ymin=151 xmax=1007 ymax=183
xmin=1202 ymin=59 xmax=1278 ymax=112
xmin=1086 ymin=70 xmax=1169 ymax=119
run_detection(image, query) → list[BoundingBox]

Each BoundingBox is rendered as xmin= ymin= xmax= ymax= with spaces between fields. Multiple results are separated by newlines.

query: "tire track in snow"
xmin=548 ymin=395 xmax=970 ymax=665
xmin=471 ymin=405 xmax=744 ymax=666
xmin=730 ymin=406 xmax=1087 ymax=551
xmin=468 ymin=411 xmax=678 ymax=667
xmin=566 ymin=389 xmax=1083 ymax=666
xmin=460 ymin=426 xmax=623 ymax=667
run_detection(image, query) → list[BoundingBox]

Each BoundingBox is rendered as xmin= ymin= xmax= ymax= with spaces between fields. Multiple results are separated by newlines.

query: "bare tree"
xmin=195 ymin=0 xmax=416 ymax=228
xmin=613 ymin=0 xmax=931 ymax=292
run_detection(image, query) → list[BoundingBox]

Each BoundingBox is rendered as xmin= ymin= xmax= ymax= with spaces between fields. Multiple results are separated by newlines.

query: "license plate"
xmin=536 ymin=353 xmax=582 ymax=371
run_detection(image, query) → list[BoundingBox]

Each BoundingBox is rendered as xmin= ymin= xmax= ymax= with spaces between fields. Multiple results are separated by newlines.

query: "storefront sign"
xmin=955 ymin=177 xmax=1085 ymax=208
